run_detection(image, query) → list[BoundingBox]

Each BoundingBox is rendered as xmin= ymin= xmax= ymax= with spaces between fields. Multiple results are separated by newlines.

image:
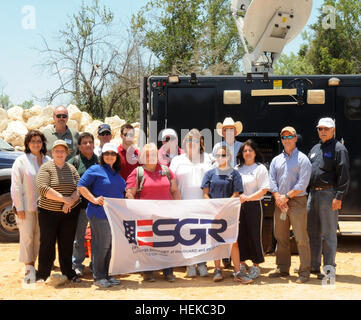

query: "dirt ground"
xmin=1 ymin=222 xmax=361 ymax=300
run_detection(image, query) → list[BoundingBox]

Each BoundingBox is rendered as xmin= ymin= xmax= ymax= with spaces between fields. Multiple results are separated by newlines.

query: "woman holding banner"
xmin=78 ymin=143 xmax=126 ymax=288
xmin=170 ymin=129 xmax=213 ymax=278
xmin=126 ymin=143 xmax=181 ymax=282
xmin=234 ymin=139 xmax=270 ymax=281
xmin=201 ymin=145 xmax=244 ymax=282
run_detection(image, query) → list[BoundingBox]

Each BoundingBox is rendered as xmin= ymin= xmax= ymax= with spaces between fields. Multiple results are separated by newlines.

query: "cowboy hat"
xmin=216 ymin=117 xmax=243 ymax=136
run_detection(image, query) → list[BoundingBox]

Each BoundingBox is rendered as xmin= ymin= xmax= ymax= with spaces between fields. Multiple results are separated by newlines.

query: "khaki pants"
xmin=16 ymin=210 xmax=40 ymax=264
xmin=274 ymin=196 xmax=310 ymax=277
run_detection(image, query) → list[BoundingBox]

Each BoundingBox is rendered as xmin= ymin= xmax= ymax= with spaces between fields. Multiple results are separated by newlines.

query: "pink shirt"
xmin=126 ymin=164 xmax=175 ymax=200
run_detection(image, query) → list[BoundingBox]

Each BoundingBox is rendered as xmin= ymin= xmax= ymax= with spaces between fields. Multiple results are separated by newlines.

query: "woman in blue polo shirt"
xmin=78 ymin=143 xmax=126 ymax=288
xmin=201 ymin=146 xmax=249 ymax=283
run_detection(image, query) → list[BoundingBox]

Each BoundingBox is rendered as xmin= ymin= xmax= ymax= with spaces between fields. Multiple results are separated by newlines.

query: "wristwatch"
xmin=285 ymin=193 xmax=291 ymax=200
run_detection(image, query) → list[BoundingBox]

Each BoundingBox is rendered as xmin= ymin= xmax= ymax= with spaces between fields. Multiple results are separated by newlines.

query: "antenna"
xmin=231 ymin=0 xmax=313 ymax=74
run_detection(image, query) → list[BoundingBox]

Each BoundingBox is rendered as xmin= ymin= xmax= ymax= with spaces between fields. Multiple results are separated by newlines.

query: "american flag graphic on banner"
xmin=123 ymin=220 xmax=154 ymax=247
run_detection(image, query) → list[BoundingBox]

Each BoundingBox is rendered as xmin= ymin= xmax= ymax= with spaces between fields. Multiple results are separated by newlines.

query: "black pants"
xmin=238 ymin=201 xmax=265 ymax=264
xmin=37 ymin=206 xmax=80 ymax=280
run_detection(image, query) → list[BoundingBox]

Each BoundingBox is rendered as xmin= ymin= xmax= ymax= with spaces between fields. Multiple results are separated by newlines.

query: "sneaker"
xmin=107 ymin=277 xmax=121 ymax=285
xmin=95 ymin=278 xmax=112 ymax=288
xmin=213 ymin=268 xmax=224 ymax=282
xmin=164 ymin=274 xmax=176 ymax=282
xmin=46 ymin=274 xmax=68 ymax=287
xmin=248 ymin=266 xmax=260 ymax=280
xmin=198 ymin=264 xmax=209 ymax=277
xmin=186 ymin=265 xmax=197 ymax=278
xmin=295 ymin=275 xmax=309 ymax=284
xmin=269 ymin=269 xmax=290 ymax=278
xmin=143 ymin=272 xmax=156 ymax=282
xmin=233 ymin=271 xmax=253 ymax=284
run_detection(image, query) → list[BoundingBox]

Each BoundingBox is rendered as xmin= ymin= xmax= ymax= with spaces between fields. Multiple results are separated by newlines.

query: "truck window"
xmin=344 ymin=97 xmax=361 ymax=120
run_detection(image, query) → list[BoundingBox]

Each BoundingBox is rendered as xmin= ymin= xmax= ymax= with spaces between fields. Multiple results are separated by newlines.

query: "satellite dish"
xmin=243 ymin=0 xmax=313 ymax=50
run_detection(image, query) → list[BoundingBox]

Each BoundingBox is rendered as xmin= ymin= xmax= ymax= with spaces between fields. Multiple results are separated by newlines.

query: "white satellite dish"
xmin=244 ymin=0 xmax=313 ymax=49
xmin=231 ymin=0 xmax=313 ymax=74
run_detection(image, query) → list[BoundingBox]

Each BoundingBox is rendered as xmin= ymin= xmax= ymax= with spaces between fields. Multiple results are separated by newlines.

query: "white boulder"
xmin=7 ymin=106 xmax=24 ymax=121
xmin=79 ymin=112 xmax=93 ymax=132
xmin=67 ymin=104 xmax=82 ymax=123
xmin=3 ymin=120 xmax=28 ymax=147
xmin=23 ymin=105 xmax=43 ymax=122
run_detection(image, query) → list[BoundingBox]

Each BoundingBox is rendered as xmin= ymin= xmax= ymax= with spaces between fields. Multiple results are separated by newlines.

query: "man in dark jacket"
xmin=307 ymin=117 xmax=350 ymax=280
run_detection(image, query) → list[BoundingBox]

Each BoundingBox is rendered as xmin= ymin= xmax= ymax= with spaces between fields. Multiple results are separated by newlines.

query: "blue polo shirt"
xmin=78 ymin=164 xmax=126 ymax=219
xmin=201 ymin=168 xmax=243 ymax=198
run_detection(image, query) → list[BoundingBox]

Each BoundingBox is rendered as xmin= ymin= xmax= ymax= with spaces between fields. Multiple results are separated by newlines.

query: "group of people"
xmin=10 ymin=104 xmax=350 ymax=289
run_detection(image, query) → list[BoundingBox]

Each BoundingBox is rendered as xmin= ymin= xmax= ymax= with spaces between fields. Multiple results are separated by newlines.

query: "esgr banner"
xmin=103 ymin=198 xmax=241 ymax=275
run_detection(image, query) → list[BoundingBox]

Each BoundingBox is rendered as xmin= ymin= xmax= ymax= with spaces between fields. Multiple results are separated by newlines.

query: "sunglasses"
xmin=99 ymin=131 xmax=111 ymax=136
xmin=55 ymin=114 xmax=68 ymax=119
xmin=103 ymin=152 xmax=117 ymax=156
xmin=317 ymin=127 xmax=331 ymax=131
xmin=186 ymin=138 xmax=200 ymax=143
xmin=122 ymin=132 xmax=134 ymax=137
xmin=281 ymin=135 xmax=295 ymax=140
xmin=215 ymin=154 xmax=227 ymax=158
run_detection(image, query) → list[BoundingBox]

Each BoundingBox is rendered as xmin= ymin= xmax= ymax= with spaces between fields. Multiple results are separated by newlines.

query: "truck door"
xmin=165 ymin=86 xmax=217 ymax=150
xmin=335 ymin=86 xmax=361 ymax=215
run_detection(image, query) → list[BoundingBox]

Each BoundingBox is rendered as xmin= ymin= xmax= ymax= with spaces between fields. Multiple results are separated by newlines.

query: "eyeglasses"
xmin=55 ymin=114 xmax=68 ymax=119
xmin=99 ymin=131 xmax=111 ymax=136
xmin=103 ymin=152 xmax=117 ymax=157
xmin=317 ymin=127 xmax=331 ymax=132
xmin=215 ymin=154 xmax=227 ymax=158
xmin=186 ymin=138 xmax=200 ymax=143
xmin=281 ymin=135 xmax=295 ymax=140
xmin=29 ymin=139 xmax=42 ymax=144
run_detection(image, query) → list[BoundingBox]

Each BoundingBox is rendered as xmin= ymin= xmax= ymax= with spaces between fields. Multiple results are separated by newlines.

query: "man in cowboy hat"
xmin=213 ymin=117 xmax=243 ymax=167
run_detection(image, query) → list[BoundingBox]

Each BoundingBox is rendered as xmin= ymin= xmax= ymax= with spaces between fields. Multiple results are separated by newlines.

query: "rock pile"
xmin=0 ymin=104 xmax=140 ymax=150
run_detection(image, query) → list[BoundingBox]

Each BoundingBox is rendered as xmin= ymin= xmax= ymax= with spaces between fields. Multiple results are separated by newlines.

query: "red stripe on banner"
xmin=137 ymin=231 xmax=153 ymax=237
xmin=138 ymin=240 xmax=154 ymax=247
xmin=137 ymin=220 xmax=153 ymax=226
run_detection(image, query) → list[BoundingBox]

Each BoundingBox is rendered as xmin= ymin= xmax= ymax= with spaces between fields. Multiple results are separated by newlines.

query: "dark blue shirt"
xmin=78 ymin=164 xmax=126 ymax=220
xmin=201 ymin=168 xmax=243 ymax=198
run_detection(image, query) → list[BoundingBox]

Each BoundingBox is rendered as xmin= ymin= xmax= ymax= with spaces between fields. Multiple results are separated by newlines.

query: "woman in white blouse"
xmin=11 ymin=130 xmax=51 ymax=284
xmin=170 ymin=129 xmax=213 ymax=277
xmin=232 ymin=139 xmax=270 ymax=281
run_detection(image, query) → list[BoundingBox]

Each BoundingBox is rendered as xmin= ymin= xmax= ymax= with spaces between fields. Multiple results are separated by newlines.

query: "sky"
xmin=0 ymin=0 xmax=324 ymax=107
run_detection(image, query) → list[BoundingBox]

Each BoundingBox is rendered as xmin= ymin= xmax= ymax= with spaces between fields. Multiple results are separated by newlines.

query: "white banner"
xmin=103 ymin=198 xmax=240 ymax=275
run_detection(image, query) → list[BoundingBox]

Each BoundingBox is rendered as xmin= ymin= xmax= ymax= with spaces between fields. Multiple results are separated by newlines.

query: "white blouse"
xmin=236 ymin=163 xmax=270 ymax=200
xmin=170 ymin=153 xmax=213 ymax=200
xmin=11 ymin=153 xmax=51 ymax=212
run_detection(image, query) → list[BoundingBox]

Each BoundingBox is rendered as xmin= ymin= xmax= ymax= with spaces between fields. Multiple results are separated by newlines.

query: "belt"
xmin=311 ymin=185 xmax=334 ymax=191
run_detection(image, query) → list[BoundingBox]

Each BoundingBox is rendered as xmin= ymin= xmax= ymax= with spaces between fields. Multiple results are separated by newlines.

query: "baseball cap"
xmin=280 ymin=126 xmax=297 ymax=136
xmin=51 ymin=139 xmax=69 ymax=150
xmin=101 ymin=143 xmax=118 ymax=154
xmin=317 ymin=117 xmax=335 ymax=128
xmin=161 ymin=128 xmax=178 ymax=141
xmin=98 ymin=123 xmax=111 ymax=134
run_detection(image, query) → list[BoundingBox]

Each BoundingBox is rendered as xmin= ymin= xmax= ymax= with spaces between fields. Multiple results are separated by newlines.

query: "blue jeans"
xmin=307 ymin=189 xmax=338 ymax=270
xmin=90 ymin=215 xmax=112 ymax=280
xmin=72 ymin=208 xmax=89 ymax=271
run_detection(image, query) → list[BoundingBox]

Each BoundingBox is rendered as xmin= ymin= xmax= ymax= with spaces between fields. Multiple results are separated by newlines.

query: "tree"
xmin=132 ymin=0 xmax=244 ymax=75
xmin=39 ymin=0 xmax=145 ymax=120
xmin=0 ymin=94 xmax=12 ymax=110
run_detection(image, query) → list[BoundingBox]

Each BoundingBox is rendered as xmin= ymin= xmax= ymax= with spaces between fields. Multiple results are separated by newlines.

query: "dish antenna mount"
xmin=231 ymin=0 xmax=313 ymax=74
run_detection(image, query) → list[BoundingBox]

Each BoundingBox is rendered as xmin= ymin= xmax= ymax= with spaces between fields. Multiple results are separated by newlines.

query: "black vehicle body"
xmin=140 ymin=74 xmax=361 ymax=251
xmin=0 ymin=139 xmax=22 ymax=242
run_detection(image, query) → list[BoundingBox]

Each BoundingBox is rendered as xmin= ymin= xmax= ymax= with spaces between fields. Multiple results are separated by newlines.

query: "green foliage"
xmin=132 ymin=0 xmax=244 ymax=75
xmin=20 ymin=99 xmax=34 ymax=110
xmin=0 ymin=94 xmax=13 ymax=110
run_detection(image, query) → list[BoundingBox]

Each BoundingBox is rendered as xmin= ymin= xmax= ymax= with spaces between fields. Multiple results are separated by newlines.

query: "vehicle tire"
xmin=0 ymin=193 xmax=19 ymax=242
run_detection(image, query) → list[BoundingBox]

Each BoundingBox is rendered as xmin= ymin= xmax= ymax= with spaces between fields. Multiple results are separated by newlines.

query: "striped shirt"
xmin=36 ymin=160 xmax=80 ymax=212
